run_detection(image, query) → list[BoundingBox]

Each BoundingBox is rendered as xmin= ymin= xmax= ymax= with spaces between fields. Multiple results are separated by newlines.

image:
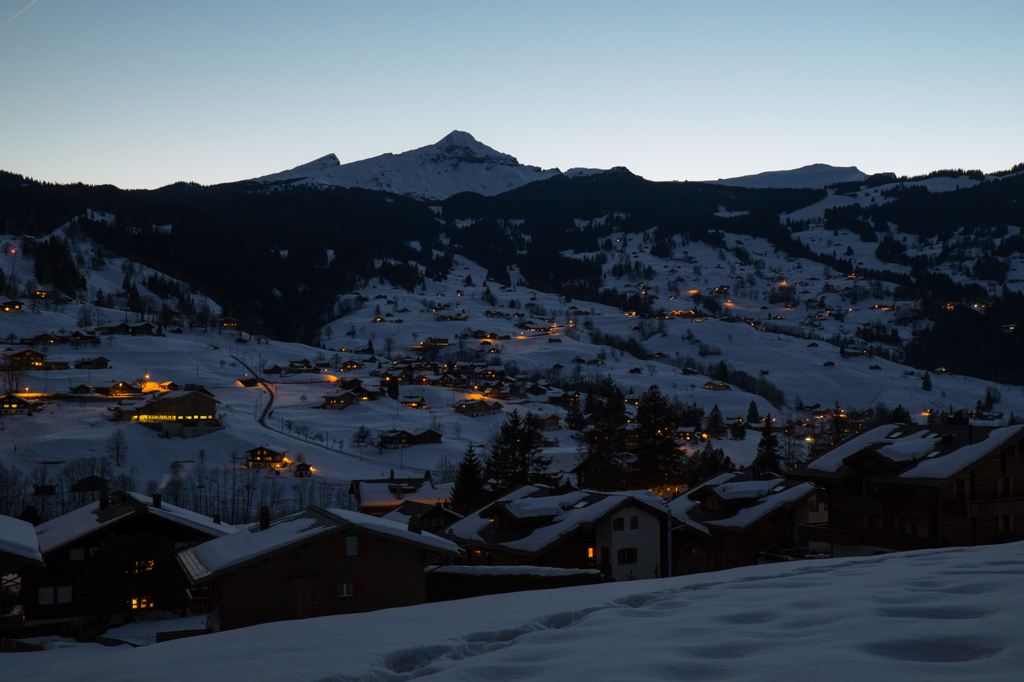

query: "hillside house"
xmin=245 ymin=447 xmax=289 ymax=470
xmin=0 ymin=393 xmax=34 ymax=415
xmin=453 ymin=399 xmax=503 ymax=418
xmin=348 ymin=477 xmax=452 ymax=516
xmin=790 ymin=422 xmax=1024 ymax=556
xmin=379 ymin=429 xmax=442 ymax=450
xmin=399 ymin=395 xmax=428 ymax=409
xmin=7 ymin=349 xmax=46 ymax=369
xmin=529 ymin=413 xmax=562 ymax=432
xmin=703 ymin=381 xmax=730 ymax=391
xmin=23 ymin=492 xmax=236 ymax=627
xmin=1 ymin=300 xmax=23 ymax=312
xmin=382 ymin=501 xmax=462 ymax=535
xmin=74 ymin=356 xmax=110 ymax=370
xmin=667 ymin=474 xmax=825 ymax=574
xmin=94 ymin=381 xmax=143 ymax=398
xmin=447 ymin=486 xmax=669 ymax=582
xmin=220 ymin=317 xmax=238 ymax=330
xmin=96 ymin=322 xmax=132 ymax=336
xmin=115 ymin=390 xmax=222 ymax=438
xmin=341 ymin=360 xmax=362 ymax=371
xmin=175 ymin=506 xmax=459 ymax=631
xmin=321 ymin=391 xmax=357 ymax=410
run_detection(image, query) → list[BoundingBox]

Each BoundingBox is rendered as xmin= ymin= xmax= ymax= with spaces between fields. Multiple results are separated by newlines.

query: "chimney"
xmin=213 ymin=513 xmax=221 ymax=525
xmin=259 ymin=505 xmax=270 ymax=530
xmin=99 ymin=493 xmax=109 ymax=510
xmin=152 ymin=492 xmax=162 ymax=509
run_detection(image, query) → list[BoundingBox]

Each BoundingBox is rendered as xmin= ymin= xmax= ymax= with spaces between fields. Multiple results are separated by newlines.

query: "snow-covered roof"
xmin=805 ymin=425 xmax=901 ymax=473
xmin=506 ymin=491 xmax=589 ymax=518
xmin=705 ymin=483 xmax=816 ymax=530
xmin=357 ymin=481 xmax=453 ymax=508
xmin=900 ymin=425 xmax=1024 ymax=480
xmin=714 ymin=480 xmax=778 ymax=500
xmin=35 ymin=493 xmax=236 ymax=555
xmin=0 ymin=513 xmax=44 ymax=566
xmin=179 ymin=506 xmax=459 ymax=583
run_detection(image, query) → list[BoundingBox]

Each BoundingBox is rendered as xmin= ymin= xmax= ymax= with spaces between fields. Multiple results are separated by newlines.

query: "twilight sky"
xmin=1 ymin=0 xmax=1022 ymax=189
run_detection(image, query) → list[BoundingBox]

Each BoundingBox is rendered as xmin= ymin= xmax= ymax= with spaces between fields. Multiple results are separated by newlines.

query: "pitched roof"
xmin=35 ymin=493 xmax=237 ymax=555
xmin=177 ymin=506 xmax=459 ymax=583
xmin=0 ymin=514 xmax=44 ymax=568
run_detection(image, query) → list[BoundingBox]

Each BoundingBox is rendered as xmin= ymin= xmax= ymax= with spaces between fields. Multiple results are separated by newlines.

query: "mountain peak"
xmin=709 ymin=163 xmax=867 ymax=189
xmin=251 ymin=132 xmax=558 ymax=200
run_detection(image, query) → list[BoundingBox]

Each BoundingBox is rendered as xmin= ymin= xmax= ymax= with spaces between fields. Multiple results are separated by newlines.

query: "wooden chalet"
xmin=0 ymin=393 xmax=34 ymax=415
xmin=382 ymin=501 xmax=462 ymax=535
xmin=452 ymin=399 xmax=503 ymax=418
xmin=74 ymin=356 xmax=110 ymax=370
xmin=379 ymin=428 xmax=442 ymax=450
xmin=176 ymin=506 xmax=459 ymax=631
xmin=22 ymin=332 xmax=64 ymax=346
xmin=115 ymin=390 xmax=222 ymax=438
xmin=94 ymin=381 xmax=143 ymax=398
xmin=321 ymin=391 xmax=357 ymax=410
xmin=399 ymin=395 xmax=428 ymax=409
xmin=130 ymin=322 xmax=157 ymax=335
xmin=23 ymin=492 xmax=236 ymax=627
xmin=347 ymin=476 xmax=451 ymax=516
xmin=447 ymin=486 xmax=669 ymax=582
xmin=7 ymin=349 xmax=46 ymax=369
xmin=667 ymin=473 xmax=825 ymax=574
xmin=220 ymin=317 xmax=239 ymax=330
xmin=1 ymin=300 xmax=23 ymax=312
xmin=790 ymin=422 xmax=1024 ymax=556
xmin=288 ymin=359 xmax=319 ymax=373
xmin=97 ymin=321 xmax=132 ymax=336
xmin=245 ymin=446 xmax=289 ymax=470
xmin=529 ymin=413 xmax=562 ymax=432
xmin=341 ymin=359 xmax=362 ymax=371
xmin=703 ymin=381 xmax=730 ymax=391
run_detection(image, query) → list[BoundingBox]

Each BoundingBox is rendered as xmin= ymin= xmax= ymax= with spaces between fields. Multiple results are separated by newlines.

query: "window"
xmin=587 ymin=547 xmax=594 ymax=559
xmin=630 ymin=516 xmax=639 ymax=530
xmin=617 ymin=548 xmax=638 ymax=565
xmin=131 ymin=597 xmax=154 ymax=610
xmin=38 ymin=587 xmax=55 ymax=605
xmin=332 ymin=583 xmax=353 ymax=598
xmin=346 ymin=537 xmax=358 ymax=556
xmin=56 ymin=586 xmax=73 ymax=604
xmin=613 ymin=518 xmax=624 ymax=531
xmin=69 ymin=548 xmax=86 ymax=561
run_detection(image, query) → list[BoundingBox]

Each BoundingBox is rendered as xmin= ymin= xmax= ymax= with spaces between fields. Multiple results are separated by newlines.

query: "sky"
xmin=1 ymin=0 xmax=1022 ymax=189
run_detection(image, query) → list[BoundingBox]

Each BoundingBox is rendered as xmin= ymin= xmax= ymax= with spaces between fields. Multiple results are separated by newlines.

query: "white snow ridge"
xmin=252 ymin=131 xmax=561 ymax=200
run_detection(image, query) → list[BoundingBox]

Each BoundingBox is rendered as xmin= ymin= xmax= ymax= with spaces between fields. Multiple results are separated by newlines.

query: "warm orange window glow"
xmin=588 ymin=547 xmax=594 ymax=558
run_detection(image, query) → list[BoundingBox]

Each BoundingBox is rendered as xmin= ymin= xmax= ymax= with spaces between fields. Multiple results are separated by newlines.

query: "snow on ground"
xmin=9 ymin=541 xmax=1024 ymax=682
xmin=101 ymin=615 xmax=208 ymax=646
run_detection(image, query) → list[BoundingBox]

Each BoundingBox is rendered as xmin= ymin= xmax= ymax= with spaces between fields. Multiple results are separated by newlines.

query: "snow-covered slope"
xmin=252 ymin=131 xmax=561 ymax=200
xmin=9 ymin=541 xmax=1024 ymax=681
xmin=710 ymin=163 xmax=867 ymax=189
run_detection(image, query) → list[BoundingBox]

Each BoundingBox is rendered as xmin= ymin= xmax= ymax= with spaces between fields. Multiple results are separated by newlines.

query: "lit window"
xmin=131 ymin=597 xmax=154 ymax=610
xmin=587 ymin=547 xmax=594 ymax=558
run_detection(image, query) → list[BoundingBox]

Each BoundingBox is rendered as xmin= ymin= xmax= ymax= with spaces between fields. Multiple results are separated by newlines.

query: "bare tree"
xmin=452 ymin=422 xmax=464 ymax=441
xmin=106 ymin=428 xmax=129 ymax=466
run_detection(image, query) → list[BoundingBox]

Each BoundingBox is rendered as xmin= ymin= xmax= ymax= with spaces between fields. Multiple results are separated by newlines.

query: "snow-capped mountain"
xmin=709 ymin=163 xmax=867 ymax=189
xmin=252 ymin=131 xmax=562 ymax=201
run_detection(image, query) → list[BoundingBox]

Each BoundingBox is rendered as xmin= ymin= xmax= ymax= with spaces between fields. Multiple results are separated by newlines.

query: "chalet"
xmin=264 ymin=364 xmax=284 ymax=375
xmin=0 ymin=514 xmax=44 ymax=577
xmin=74 ymin=356 xmax=110 ymax=370
xmin=239 ymin=377 xmax=258 ymax=387
xmin=160 ymin=381 xmax=181 ymax=392
xmin=94 ymin=381 xmax=143 ymax=398
xmin=245 ymin=446 xmax=289 ymax=470
xmin=130 ymin=322 xmax=157 ymax=336
xmin=22 ymin=333 xmax=64 ymax=346
xmin=68 ymin=384 xmax=93 ymax=395
xmin=176 ymin=506 xmax=459 ymax=631
xmin=220 ymin=317 xmax=239 ymax=330
xmin=24 ymin=492 xmax=236 ymax=626
xmin=349 ymin=385 xmax=382 ymax=401
xmin=378 ymin=428 xmax=442 ymax=450
xmin=399 ymin=395 xmax=428 ymax=409
xmin=667 ymin=473 xmax=825 ymax=574
xmin=337 ymin=377 xmax=364 ymax=391
xmin=447 ymin=486 xmax=668 ymax=581
xmin=790 ymin=423 xmax=1024 ymax=556
xmin=96 ymin=322 xmax=132 ymax=336
xmin=43 ymin=359 xmax=71 ymax=371
xmin=382 ymin=501 xmax=462 ymax=535
xmin=116 ymin=390 xmax=222 ymax=438
xmin=424 ymin=337 xmax=449 ymax=348
xmin=287 ymin=359 xmax=319 ymax=373
xmin=341 ymin=359 xmax=362 ymax=371
xmin=453 ymin=399 xmax=503 ymax=418
xmin=169 ymin=327 xmax=184 ymax=334
xmin=348 ymin=477 xmax=453 ymax=516
xmin=0 ymin=393 xmax=34 ymax=415
xmin=1 ymin=300 xmax=23 ymax=312
xmin=529 ymin=413 xmax=562 ymax=432
xmin=321 ymin=391 xmax=357 ymax=410
xmin=703 ymin=381 xmax=730 ymax=391
xmin=7 ymin=349 xmax=46 ymax=369
xmin=294 ymin=461 xmax=313 ymax=477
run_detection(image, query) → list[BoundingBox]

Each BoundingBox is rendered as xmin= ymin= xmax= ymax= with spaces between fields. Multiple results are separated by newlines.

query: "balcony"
xmin=185 ymin=587 xmax=212 ymax=614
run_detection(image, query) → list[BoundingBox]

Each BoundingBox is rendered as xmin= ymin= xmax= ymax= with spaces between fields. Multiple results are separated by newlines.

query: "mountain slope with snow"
xmin=710 ymin=163 xmax=868 ymax=189
xmin=9 ymin=541 xmax=1024 ymax=681
xmin=252 ymin=131 xmax=562 ymax=200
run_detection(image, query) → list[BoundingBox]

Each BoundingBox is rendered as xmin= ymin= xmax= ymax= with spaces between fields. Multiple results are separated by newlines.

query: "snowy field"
xmin=7 ymin=541 xmax=1024 ymax=681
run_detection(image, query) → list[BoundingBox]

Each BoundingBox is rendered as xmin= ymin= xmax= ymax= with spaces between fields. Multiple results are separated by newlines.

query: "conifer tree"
xmin=891 ymin=404 xmax=911 ymax=423
xmin=634 ymin=384 xmax=681 ymax=488
xmin=705 ymin=404 xmax=726 ymax=438
xmin=753 ymin=414 xmax=781 ymax=476
xmin=686 ymin=441 xmax=735 ymax=487
xmin=922 ymin=372 xmax=932 ymax=391
xmin=746 ymin=400 xmax=761 ymax=425
xmin=485 ymin=410 xmax=549 ymax=493
xmin=450 ymin=445 xmax=487 ymax=515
